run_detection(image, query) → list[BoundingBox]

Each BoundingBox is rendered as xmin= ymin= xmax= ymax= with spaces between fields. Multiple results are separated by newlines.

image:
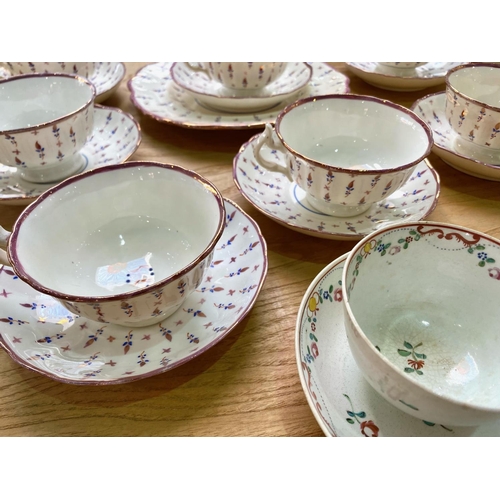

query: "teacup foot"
xmin=307 ymin=195 xmax=373 ymax=217
xmin=19 ymin=153 xmax=88 ymax=184
xmin=454 ymin=135 xmax=500 ymax=165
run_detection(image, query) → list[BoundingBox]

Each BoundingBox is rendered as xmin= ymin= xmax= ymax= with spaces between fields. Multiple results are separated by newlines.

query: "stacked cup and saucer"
xmin=170 ymin=62 xmax=313 ymax=113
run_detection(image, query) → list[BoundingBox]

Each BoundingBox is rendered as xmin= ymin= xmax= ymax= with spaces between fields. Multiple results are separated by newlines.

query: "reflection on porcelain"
xmin=0 ymin=198 xmax=268 ymax=384
xmin=253 ymin=94 xmax=433 ymax=217
xmin=445 ymin=63 xmax=500 ymax=164
xmin=171 ymin=62 xmax=312 ymax=113
xmin=342 ymin=222 xmax=500 ymax=427
xmin=0 ymin=162 xmax=226 ymax=328
xmin=0 ymin=105 xmax=142 ymax=205
xmin=296 ymin=254 xmax=500 ymax=436
xmin=233 ymin=133 xmax=440 ymax=240
xmin=0 ymin=74 xmax=95 ymax=183
xmin=346 ymin=62 xmax=464 ymax=92
xmin=0 ymin=62 xmax=126 ymax=104
xmin=411 ymin=91 xmax=500 ymax=181
xmin=128 ymin=62 xmax=350 ymax=130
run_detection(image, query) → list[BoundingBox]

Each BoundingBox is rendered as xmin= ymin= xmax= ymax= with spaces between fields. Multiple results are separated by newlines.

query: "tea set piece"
xmin=411 ymin=91 xmax=500 ymax=181
xmin=0 ymin=162 xmax=228 ymax=328
xmin=343 ymin=221 xmax=500 ymax=428
xmin=170 ymin=62 xmax=312 ymax=113
xmin=234 ymin=131 xmax=439 ymax=240
xmin=0 ymin=197 xmax=267 ymax=384
xmin=128 ymin=62 xmax=350 ymax=130
xmin=0 ymin=104 xmax=141 ymax=206
xmin=0 ymin=62 xmax=125 ymax=103
xmin=345 ymin=62 xmax=464 ymax=92
xmin=296 ymin=254 xmax=500 ymax=436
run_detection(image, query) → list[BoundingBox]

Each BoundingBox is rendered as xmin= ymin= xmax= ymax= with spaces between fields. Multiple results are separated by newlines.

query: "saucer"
xmin=128 ymin=62 xmax=350 ymax=130
xmin=346 ymin=62 xmax=464 ymax=92
xmin=0 ymin=105 xmax=141 ymax=206
xmin=0 ymin=198 xmax=268 ymax=385
xmin=296 ymin=254 xmax=500 ymax=436
xmin=411 ymin=91 xmax=500 ymax=181
xmin=233 ymin=134 xmax=440 ymax=241
xmin=170 ymin=62 xmax=312 ymax=113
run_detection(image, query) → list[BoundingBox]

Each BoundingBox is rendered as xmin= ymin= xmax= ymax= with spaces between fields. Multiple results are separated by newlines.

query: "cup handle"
xmin=0 ymin=226 xmax=11 ymax=266
xmin=253 ymin=123 xmax=294 ymax=182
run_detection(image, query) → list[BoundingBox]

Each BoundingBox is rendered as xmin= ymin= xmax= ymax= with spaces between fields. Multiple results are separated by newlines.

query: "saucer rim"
xmin=93 ymin=62 xmax=126 ymax=103
xmin=233 ymin=133 xmax=441 ymax=241
xmin=346 ymin=62 xmax=462 ymax=81
xmin=0 ymin=197 xmax=269 ymax=385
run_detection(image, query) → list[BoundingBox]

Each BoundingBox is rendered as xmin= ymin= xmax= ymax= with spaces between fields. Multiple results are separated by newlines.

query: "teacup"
xmin=186 ymin=62 xmax=287 ymax=92
xmin=342 ymin=221 xmax=500 ymax=427
xmin=2 ymin=62 xmax=96 ymax=79
xmin=0 ymin=161 xmax=226 ymax=327
xmin=253 ymin=94 xmax=433 ymax=217
xmin=445 ymin=63 xmax=500 ymax=164
xmin=0 ymin=73 xmax=95 ymax=183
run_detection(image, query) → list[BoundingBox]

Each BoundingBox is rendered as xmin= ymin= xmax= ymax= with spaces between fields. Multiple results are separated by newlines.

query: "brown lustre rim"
xmin=274 ymin=93 xmax=434 ymax=174
xmin=8 ymin=161 xmax=226 ymax=303
xmin=0 ymin=73 xmax=96 ymax=135
xmin=445 ymin=63 xmax=500 ymax=112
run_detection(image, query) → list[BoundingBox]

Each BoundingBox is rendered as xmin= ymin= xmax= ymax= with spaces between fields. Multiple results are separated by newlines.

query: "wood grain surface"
xmin=0 ymin=62 xmax=498 ymax=437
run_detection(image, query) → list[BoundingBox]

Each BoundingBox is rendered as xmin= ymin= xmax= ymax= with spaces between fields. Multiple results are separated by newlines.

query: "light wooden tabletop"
xmin=0 ymin=62 xmax=498 ymax=437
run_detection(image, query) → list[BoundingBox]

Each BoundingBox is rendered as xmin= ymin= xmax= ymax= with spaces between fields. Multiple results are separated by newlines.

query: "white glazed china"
xmin=445 ymin=63 xmax=500 ymax=164
xmin=346 ymin=62 xmax=464 ymax=92
xmin=379 ymin=62 xmax=427 ymax=70
xmin=0 ymin=198 xmax=267 ymax=385
xmin=0 ymin=73 xmax=95 ymax=183
xmin=128 ymin=62 xmax=350 ymax=130
xmin=252 ymin=94 xmax=433 ymax=217
xmin=186 ymin=62 xmax=287 ymax=91
xmin=342 ymin=221 xmax=500 ymax=427
xmin=0 ymin=105 xmax=142 ymax=206
xmin=233 ymin=133 xmax=440 ymax=240
xmin=411 ymin=91 xmax=500 ymax=181
xmin=0 ymin=62 xmax=126 ymax=104
xmin=296 ymin=254 xmax=500 ymax=436
xmin=170 ymin=62 xmax=312 ymax=113
xmin=3 ymin=62 xmax=96 ymax=79
xmin=0 ymin=162 xmax=226 ymax=328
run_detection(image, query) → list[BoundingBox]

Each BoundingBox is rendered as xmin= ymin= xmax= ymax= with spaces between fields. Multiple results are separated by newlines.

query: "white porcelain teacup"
xmin=445 ymin=63 xmax=500 ymax=164
xmin=253 ymin=94 xmax=433 ymax=217
xmin=0 ymin=161 xmax=226 ymax=327
xmin=2 ymin=62 xmax=96 ymax=79
xmin=186 ymin=62 xmax=287 ymax=92
xmin=0 ymin=73 xmax=95 ymax=183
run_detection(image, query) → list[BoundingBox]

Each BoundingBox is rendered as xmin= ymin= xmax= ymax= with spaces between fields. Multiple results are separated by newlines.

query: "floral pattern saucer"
xmin=0 ymin=105 xmax=141 ymax=206
xmin=0 ymin=199 xmax=268 ymax=385
xmin=233 ymin=134 xmax=440 ymax=241
xmin=411 ymin=91 xmax=500 ymax=181
xmin=346 ymin=62 xmax=464 ymax=92
xmin=296 ymin=254 xmax=500 ymax=436
xmin=128 ymin=62 xmax=350 ymax=130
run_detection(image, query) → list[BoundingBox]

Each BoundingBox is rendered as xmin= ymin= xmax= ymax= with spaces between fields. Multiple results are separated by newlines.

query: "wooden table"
xmin=0 ymin=62 xmax=498 ymax=437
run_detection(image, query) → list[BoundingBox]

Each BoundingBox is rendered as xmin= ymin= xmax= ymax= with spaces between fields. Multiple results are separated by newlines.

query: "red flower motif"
xmin=333 ymin=288 xmax=342 ymax=302
xmin=311 ymin=342 xmax=319 ymax=358
xmin=408 ymin=359 xmax=425 ymax=370
xmin=360 ymin=420 xmax=379 ymax=437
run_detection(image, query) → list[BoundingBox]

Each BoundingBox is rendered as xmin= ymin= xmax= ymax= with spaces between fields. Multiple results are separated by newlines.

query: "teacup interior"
xmin=345 ymin=224 xmax=500 ymax=408
xmin=14 ymin=164 xmax=223 ymax=297
xmin=277 ymin=97 xmax=430 ymax=170
xmin=0 ymin=75 xmax=93 ymax=131
xmin=449 ymin=66 xmax=500 ymax=108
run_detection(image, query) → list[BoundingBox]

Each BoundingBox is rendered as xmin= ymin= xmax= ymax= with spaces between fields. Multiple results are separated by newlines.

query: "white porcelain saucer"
xmin=170 ymin=62 xmax=312 ymax=113
xmin=128 ymin=62 xmax=350 ymax=130
xmin=411 ymin=91 xmax=500 ymax=181
xmin=0 ymin=198 xmax=267 ymax=385
xmin=346 ymin=62 xmax=464 ymax=92
xmin=296 ymin=254 xmax=500 ymax=436
xmin=233 ymin=134 xmax=440 ymax=241
xmin=0 ymin=105 xmax=141 ymax=206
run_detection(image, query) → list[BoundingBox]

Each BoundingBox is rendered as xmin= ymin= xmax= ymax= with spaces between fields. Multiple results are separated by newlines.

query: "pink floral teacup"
xmin=2 ymin=62 xmax=96 ymax=79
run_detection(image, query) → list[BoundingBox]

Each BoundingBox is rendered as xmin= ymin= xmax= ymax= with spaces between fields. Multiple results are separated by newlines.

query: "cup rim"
xmin=0 ymin=72 xmax=96 ymax=136
xmin=274 ymin=93 xmax=434 ymax=175
xmin=7 ymin=161 xmax=226 ymax=303
xmin=342 ymin=219 xmax=500 ymax=414
xmin=445 ymin=62 xmax=500 ymax=112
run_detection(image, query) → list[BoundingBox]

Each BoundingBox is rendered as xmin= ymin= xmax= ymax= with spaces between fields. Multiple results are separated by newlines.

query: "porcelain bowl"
xmin=2 ymin=161 xmax=226 ymax=327
xmin=342 ymin=221 xmax=500 ymax=427
xmin=379 ymin=62 xmax=427 ymax=69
